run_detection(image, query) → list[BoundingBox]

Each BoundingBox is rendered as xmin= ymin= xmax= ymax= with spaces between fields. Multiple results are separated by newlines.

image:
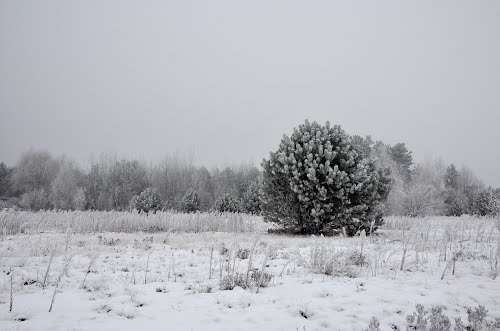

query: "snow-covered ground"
xmin=0 ymin=215 xmax=499 ymax=330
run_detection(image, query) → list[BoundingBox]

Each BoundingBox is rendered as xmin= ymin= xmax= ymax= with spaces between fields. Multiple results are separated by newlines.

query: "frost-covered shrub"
xmin=405 ymin=304 xmax=426 ymax=330
xmin=406 ymin=304 xmax=440 ymax=330
xmin=236 ymin=248 xmax=250 ymax=259
xmin=401 ymin=304 xmax=498 ymax=331
xmin=473 ymin=189 xmax=499 ymax=216
xmin=427 ymin=305 xmax=451 ymax=331
xmin=181 ymin=190 xmax=200 ymax=213
xmin=220 ymin=270 xmax=273 ymax=290
xmin=214 ymin=194 xmax=241 ymax=213
xmin=250 ymin=270 xmax=273 ymax=288
xmin=132 ymin=188 xmax=162 ymax=214
xmin=98 ymin=236 xmax=121 ymax=246
xmin=349 ymin=251 xmax=368 ymax=266
xmin=261 ymin=120 xmax=390 ymax=236
xmin=188 ymin=284 xmax=213 ymax=294
xmin=455 ymin=305 xmax=499 ymax=331
xmin=220 ymin=273 xmax=248 ymax=290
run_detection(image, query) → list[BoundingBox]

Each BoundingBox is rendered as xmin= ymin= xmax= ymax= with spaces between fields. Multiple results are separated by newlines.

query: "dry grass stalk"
xmin=144 ymin=253 xmax=151 ymax=284
xmin=208 ymin=246 xmax=214 ymax=280
xmin=42 ymin=247 xmax=57 ymax=289
xmin=245 ymin=238 xmax=259 ymax=285
xmin=48 ymin=255 xmax=73 ymax=312
xmin=81 ymin=254 xmax=98 ymax=289
xmin=9 ymin=267 xmax=13 ymax=312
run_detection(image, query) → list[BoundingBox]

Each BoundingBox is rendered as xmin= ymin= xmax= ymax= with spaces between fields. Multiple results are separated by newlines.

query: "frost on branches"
xmin=132 ymin=188 xmax=163 ymax=214
xmin=261 ymin=120 xmax=390 ymax=236
xmin=181 ymin=190 xmax=201 ymax=213
xmin=214 ymin=193 xmax=241 ymax=213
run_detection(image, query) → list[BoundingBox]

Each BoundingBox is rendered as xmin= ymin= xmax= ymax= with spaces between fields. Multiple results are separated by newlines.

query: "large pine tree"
xmin=261 ymin=120 xmax=390 ymax=236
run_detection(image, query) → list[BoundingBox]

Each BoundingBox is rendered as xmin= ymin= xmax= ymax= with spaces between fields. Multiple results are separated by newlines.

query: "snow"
xmin=0 ymin=217 xmax=499 ymax=330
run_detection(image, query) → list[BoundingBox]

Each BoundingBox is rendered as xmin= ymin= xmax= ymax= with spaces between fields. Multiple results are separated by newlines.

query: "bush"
xmin=404 ymin=304 xmax=498 ymax=331
xmin=181 ymin=190 xmax=200 ymax=213
xmin=367 ymin=304 xmax=499 ymax=331
xmin=236 ymin=248 xmax=250 ymax=259
xmin=132 ymin=188 xmax=162 ymax=214
xmin=406 ymin=304 xmax=451 ymax=331
xmin=456 ymin=305 xmax=499 ymax=331
xmin=261 ymin=120 xmax=390 ymax=236
xmin=473 ymin=189 xmax=499 ymax=216
xmin=250 ymin=270 xmax=273 ymax=288
xmin=220 ymin=273 xmax=248 ymax=290
xmin=214 ymin=194 xmax=241 ymax=213
xmin=219 ymin=270 xmax=273 ymax=290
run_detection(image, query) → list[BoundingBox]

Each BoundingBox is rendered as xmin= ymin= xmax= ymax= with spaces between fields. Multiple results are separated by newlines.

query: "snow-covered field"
xmin=0 ymin=211 xmax=499 ymax=330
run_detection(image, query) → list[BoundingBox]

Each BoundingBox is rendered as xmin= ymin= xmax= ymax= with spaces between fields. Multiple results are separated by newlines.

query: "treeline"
xmin=0 ymin=150 xmax=261 ymax=213
xmin=1 ymin=142 xmax=499 ymax=216
xmin=353 ymin=136 xmax=500 ymax=216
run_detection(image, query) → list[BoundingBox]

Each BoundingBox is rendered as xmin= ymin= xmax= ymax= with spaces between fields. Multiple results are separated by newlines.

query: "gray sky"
xmin=1 ymin=0 xmax=499 ymax=186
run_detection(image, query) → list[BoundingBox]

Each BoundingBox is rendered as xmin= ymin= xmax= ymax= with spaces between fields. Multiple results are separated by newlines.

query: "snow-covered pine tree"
xmin=473 ymin=188 xmax=499 ymax=216
xmin=181 ymin=190 xmax=200 ymax=213
xmin=261 ymin=120 xmax=390 ymax=236
xmin=214 ymin=193 xmax=241 ymax=213
xmin=133 ymin=188 xmax=163 ymax=214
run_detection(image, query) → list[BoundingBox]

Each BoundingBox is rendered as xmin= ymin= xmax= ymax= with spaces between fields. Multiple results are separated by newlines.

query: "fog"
xmin=1 ymin=0 xmax=499 ymax=185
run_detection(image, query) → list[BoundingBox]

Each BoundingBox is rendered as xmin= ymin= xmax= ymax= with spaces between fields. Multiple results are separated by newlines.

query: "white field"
xmin=0 ymin=211 xmax=499 ymax=331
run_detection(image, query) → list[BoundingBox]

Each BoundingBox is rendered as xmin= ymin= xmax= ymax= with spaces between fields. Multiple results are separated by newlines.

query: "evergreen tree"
xmin=472 ymin=188 xmax=499 ymax=216
xmin=214 ymin=193 xmax=241 ymax=213
xmin=261 ymin=120 xmax=390 ymax=236
xmin=459 ymin=167 xmax=484 ymax=215
xmin=133 ymin=188 xmax=163 ymax=214
xmin=181 ymin=190 xmax=200 ymax=213
xmin=351 ymin=135 xmax=374 ymax=159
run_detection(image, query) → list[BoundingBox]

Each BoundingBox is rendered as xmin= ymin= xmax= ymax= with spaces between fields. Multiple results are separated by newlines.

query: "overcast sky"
xmin=1 ymin=0 xmax=499 ymax=185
